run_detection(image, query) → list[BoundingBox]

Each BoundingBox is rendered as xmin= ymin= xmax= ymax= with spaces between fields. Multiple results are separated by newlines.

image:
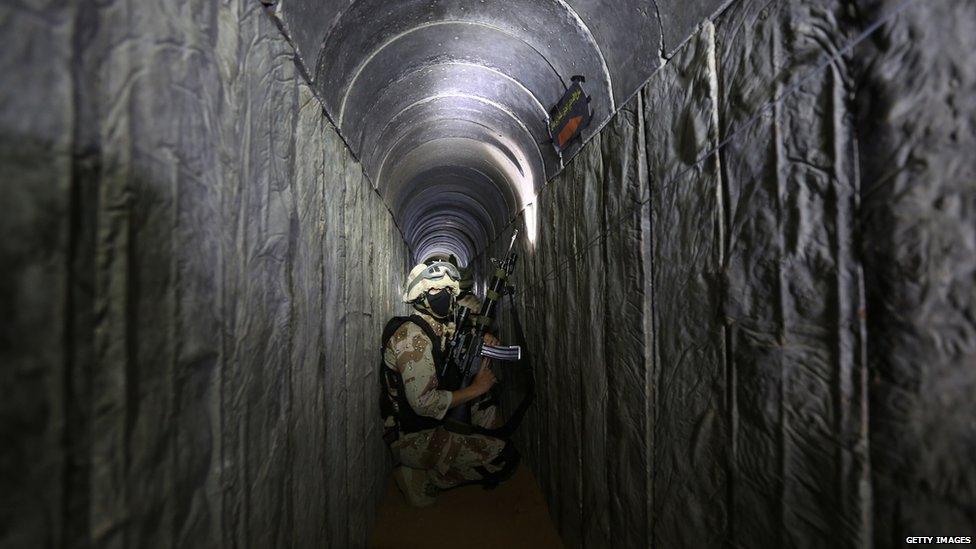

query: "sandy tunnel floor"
xmin=371 ymin=464 xmax=563 ymax=548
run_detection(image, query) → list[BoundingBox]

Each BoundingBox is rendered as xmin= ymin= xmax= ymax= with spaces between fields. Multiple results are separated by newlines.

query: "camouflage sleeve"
xmin=389 ymin=322 xmax=453 ymax=419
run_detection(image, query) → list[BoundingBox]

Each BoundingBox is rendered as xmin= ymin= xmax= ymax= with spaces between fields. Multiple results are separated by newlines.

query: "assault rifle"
xmin=444 ymin=230 xmax=522 ymax=422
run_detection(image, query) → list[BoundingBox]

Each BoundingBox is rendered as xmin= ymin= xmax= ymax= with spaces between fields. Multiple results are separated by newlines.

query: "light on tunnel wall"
xmin=523 ymin=201 xmax=537 ymax=246
xmin=480 ymin=139 xmax=539 ymax=247
xmin=513 ymin=167 xmax=537 ymax=247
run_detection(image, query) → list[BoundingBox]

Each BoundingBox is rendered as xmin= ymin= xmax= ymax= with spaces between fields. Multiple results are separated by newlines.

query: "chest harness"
xmin=379 ymin=315 xmax=462 ymax=437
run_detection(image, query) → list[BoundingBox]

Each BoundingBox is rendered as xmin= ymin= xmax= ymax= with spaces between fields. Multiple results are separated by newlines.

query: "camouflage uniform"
xmin=383 ymin=310 xmax=508 ymax=489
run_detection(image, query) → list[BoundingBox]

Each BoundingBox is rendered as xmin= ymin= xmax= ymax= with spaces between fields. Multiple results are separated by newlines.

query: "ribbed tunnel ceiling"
xmin=275 ymin=0 xmax=665 ymax=264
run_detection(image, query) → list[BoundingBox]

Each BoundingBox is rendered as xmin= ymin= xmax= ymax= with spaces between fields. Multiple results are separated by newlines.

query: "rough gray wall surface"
xmin=0 ymin=1 xmax=408 ymax=547
xmin=853 ymin=0 xmax=976 ymax=543
xmin=488 ymin=1 xmax=974 ymax=547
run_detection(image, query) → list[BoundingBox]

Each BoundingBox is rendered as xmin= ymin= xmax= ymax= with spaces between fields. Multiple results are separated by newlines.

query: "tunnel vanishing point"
xmin=1 ymin=0 xmax=974 ymax=547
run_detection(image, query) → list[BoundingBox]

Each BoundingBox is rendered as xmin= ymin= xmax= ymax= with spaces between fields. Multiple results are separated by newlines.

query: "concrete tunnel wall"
xmin=483 ymin=1 xmax=976 ymax=547
xmin=1 ymin=0 xmax=408 ymax=546
xmin=2 ymin=0 xmax=975 ymax=548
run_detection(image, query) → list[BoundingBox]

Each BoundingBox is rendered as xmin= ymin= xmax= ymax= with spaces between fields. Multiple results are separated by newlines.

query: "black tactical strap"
xmin=411 ymin=315 xmax=446 ymax=367
xmin=475 ymin=315 xmax=494 ymax=329
xmin=382 ymin=368 xmax=442 ymax=434
xmin=382 ymin=314 xmax=453 ymax=371
xmin=379 ymin=316 xmax=412 ymax=430
xmin=474 ymin=443 xmax=521 ymax=488
xmin=488 ymin=289 xmax=534 ymax=439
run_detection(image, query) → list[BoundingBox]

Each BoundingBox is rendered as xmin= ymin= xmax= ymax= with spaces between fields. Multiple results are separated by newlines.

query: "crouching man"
xmin=380 ymin=261 xmax=519 ymax=507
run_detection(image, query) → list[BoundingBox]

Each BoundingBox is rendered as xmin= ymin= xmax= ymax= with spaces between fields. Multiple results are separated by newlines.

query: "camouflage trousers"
xmin=391 ymin=402 xmax=515 ymax=489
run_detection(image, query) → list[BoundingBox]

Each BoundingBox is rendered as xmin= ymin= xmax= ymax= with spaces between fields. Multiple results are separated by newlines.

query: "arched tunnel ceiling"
xmin=272 ymin=0 xmax=668 ymax=264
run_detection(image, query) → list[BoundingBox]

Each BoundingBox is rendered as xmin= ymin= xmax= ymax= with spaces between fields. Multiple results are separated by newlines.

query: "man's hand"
xmin=471 ymin=363 xmax=497 ymax=396
xmin=447 ymin=333 xmax=502 ymax=409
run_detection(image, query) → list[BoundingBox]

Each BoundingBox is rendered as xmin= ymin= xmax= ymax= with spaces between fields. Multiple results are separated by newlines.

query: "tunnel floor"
xmin=370 ymin=464 xmax=562 ymax=548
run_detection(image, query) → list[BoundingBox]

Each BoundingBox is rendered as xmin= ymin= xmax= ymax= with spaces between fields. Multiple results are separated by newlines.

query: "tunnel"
xmin=2 ymin=0 xmax=975 ymax=547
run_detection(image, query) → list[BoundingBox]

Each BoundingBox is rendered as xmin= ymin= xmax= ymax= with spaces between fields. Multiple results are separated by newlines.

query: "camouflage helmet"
xmin=403 ymin=261 xmax=461 ymax=303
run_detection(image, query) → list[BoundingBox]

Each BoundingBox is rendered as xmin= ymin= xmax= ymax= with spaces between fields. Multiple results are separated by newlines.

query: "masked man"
xmin=381 ymin=261 xmax=520 ymax=507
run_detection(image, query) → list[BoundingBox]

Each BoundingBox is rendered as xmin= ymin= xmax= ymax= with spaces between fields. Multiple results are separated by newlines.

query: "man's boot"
xmin=392 ymin=466 xmax=437 ymax=507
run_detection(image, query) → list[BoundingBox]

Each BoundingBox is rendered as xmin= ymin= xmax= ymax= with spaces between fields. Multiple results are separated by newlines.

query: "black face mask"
xmin=425 ymin=290 xmax=455 ymax=318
